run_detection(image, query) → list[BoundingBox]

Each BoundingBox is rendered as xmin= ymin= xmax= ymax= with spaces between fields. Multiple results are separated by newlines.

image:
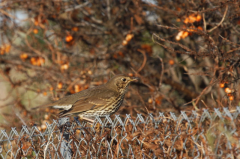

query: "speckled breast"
xmin=81 ymin=93 xmax=126 ymax=117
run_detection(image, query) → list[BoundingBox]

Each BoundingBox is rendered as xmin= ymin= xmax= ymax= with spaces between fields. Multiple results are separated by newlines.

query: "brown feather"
xmin=31 ymin=75 xmax=137 ymax=118
xmin=59 ymin=89 xmax=117 ymax=116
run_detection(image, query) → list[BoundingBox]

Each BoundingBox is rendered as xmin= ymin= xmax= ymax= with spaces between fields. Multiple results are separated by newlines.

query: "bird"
xmin=32 ymin=75 xmax=137 ymax=119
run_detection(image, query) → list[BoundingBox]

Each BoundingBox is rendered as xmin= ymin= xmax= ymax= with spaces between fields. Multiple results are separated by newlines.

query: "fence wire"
xmin=0 ymin=107 xmax=240 ymax=158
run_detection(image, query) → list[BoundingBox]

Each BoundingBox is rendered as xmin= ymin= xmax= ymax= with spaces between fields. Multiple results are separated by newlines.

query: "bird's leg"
xmin=82 ymin=117 xmax=95 ymax=123
xmin=78 ymin=115 xmax=95 ymax=123
xmin=78 ymin=115 xmax=104 ymax=131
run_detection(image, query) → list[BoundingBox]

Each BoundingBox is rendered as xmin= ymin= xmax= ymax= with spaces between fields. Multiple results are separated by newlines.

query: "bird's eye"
xmin=122 ymin=78 xmax=126 ymax=82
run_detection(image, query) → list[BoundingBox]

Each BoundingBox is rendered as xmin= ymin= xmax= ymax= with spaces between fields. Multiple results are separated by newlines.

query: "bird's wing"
xmin=59 ymin=88 xmax=118 ymax=117
xmin=31 ymin=101 xmax=64 ymax=110
xmin=31 ymin=87 xmax=97 ymax=110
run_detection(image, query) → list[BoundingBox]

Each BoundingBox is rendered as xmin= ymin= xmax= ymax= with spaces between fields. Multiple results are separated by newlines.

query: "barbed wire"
xmin=0 ymin=107 xmax=240 ymax=158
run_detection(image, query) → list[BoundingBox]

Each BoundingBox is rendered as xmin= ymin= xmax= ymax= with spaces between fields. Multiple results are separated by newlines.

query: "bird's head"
xmin=106 ymin=75 xmax=138 ymax=93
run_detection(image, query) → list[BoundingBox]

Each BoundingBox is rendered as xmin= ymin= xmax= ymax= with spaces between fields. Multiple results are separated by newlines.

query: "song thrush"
xmin=33 ymin=75 xmax=137 ymax=118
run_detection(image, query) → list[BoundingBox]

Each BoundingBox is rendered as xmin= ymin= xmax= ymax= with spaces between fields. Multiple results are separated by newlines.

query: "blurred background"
xmin=0 ymin=0 xmax=240 ymax=131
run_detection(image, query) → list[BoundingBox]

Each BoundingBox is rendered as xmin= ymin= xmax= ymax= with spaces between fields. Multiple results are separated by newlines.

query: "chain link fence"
xmin=0 ymin=107 xmax=240 ymax=158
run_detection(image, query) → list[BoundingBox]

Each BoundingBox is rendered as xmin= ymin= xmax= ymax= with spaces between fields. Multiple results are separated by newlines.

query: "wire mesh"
xmin=0 ymin=107 xmax=240 ymax=158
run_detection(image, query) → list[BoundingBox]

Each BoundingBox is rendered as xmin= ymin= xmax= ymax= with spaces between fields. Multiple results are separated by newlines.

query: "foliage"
xmin=0 ymin=0 xmax=240 ymax=157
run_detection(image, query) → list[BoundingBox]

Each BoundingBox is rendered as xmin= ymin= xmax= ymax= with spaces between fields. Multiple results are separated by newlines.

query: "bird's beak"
xmin=130 ymin=77 xmax=139 ymax=82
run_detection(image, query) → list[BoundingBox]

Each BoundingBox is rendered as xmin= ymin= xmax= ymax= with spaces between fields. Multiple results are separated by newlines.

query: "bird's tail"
xmin=30 ymin=102 xmax=55 ymax=111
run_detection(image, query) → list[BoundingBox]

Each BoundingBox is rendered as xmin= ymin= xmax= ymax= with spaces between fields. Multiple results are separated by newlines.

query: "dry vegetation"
xmin=0 ymin=0 xmax=240 ymax=158
xmin=0 ymin=110 xmax=239 ymax=158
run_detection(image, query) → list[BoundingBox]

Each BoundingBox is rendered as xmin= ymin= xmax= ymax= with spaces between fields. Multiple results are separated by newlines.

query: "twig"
xmin=137 ymin=49 xmax=147 ymax=73
xmin=158 ymin=57 xmax=164 ymax=88
xmin=195 ymin=78 xmax=217 ymax=105
xmin=44 ymin=128 xmax=55 ymax=159
xmin=208 ymin=5 xmax=228 ymax=33
xmin=202 ymin=8 xmax=207 ymax=31
xmin=65 ymin=1 xmax=90 ymax=12
xmin=15 ymin=111 xmax=27 ymax=126
xmin=107 ymin=0 xmax=111 ymax=20
xmin=152 ymin=33 xmax=196 ymax=55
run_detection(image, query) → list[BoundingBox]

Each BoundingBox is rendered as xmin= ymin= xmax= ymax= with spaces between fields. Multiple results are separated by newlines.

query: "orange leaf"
xmin=229 ymin=96 xmax=234 ymax=101
xmin=33 ymin=29 xmax=38 ymax=34
xmin=134 ymin=14 xmax=143 ymax=25
xmin=169 ymin=59 xmax=174 ymax=65
xmin=58 ymin=82 xmax=63 ymax=89
xmin=219 ymin=83 xmax=225 ymax=88
xmin=20 ymin=53 xmax=28 ymax=60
